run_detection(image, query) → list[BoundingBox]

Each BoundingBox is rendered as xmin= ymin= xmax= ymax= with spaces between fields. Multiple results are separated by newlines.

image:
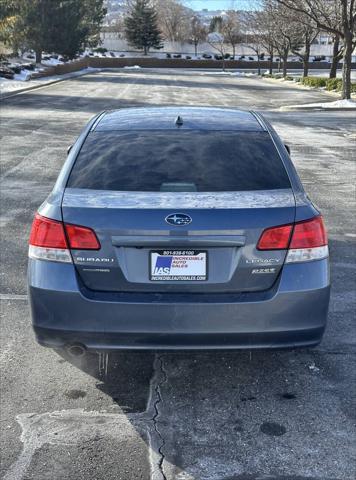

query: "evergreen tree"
xmin=209 ymin=16 xmax=223 ymax=33
xmin=11 ymin=0 xmax=105 ymax=62
xmin=16 ymin=0 xmax=57 ymax=63
xmin=124 ymin=0 xmax=163 ymax=55
xmin=49 ymin=1 xmax=85 ymax=59
xmin=81 ymin=0 xmax=107 ymax=48
xmin=0 ymin=0 xmax=18 ymax=51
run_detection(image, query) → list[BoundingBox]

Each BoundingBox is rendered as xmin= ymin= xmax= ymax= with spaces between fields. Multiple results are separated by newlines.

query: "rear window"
xmin=67 ymin=131 xmax=291 ymax=192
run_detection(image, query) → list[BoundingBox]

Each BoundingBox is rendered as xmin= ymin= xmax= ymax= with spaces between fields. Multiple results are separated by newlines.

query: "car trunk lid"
xmin=62 ymin=188 xmax=295 ymax=293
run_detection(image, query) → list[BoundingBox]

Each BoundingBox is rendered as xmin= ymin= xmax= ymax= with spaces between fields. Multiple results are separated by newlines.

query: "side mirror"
xmin=67 ymin=144 xmax=73 ymax=155
xmin=284 ymin=144 xmax=291 ymax=155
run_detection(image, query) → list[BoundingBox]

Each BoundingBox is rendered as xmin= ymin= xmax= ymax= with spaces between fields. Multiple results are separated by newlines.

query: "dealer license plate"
xmin=150 ymin=250 xmax=207 ymax=281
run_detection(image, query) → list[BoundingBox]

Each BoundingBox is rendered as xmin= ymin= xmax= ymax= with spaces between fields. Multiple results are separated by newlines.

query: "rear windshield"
xmin=67 ymin=131 xmax=291 ymax=192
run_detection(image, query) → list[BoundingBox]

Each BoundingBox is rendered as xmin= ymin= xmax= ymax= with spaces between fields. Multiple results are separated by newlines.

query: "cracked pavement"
xmin=1 ymin=69 xmax=355 ymax=480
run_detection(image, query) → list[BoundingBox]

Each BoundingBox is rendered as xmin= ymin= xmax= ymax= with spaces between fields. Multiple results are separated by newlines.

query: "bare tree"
xmin=241 ymin=11 xmax=265 ymax=74
xmin=274 ymin=0 xmax=356 ymax=98
xmin=189 ymin=15 xmax=207 ymax=57
xmin=243 ymin=0 xmax=278 ymax=74
xmin=329 ymin=34 xmax=343 ymax=78
xmin=290 ymin=13 xmax=319 ymax=77
xmin=207 ymin=31 xmax=228 ymax=71
xmin=223 ymin=10 xmax=241 ymax=58
xmin=154 ymin=0 xmax=191 ymax=42
xmin=264 ymin=1 xmax=303 ymax=78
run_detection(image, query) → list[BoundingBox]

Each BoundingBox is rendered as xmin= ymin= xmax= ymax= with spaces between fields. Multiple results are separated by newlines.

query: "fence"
xmin=31 ymin=58 xmax=90 ymax=78
xmin=30 ymin=56 xmax=350 ymax=79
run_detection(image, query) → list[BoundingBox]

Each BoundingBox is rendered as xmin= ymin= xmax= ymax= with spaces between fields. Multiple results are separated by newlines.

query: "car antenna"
xmin=175 ymin=115 xmax=183 ymax=127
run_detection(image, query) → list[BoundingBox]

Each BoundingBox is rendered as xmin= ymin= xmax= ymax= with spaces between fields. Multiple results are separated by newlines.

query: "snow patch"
xmin=14 ymin=71 xmax=32 ymax=81
xmin=123 ymin=65 xmax=141 ymax=70
xmin=41 ymin=58 xmax=64 ymax=66
xmin=282 ymin=99 xmax=356 ymax=110
xmin=0 ymin=67 xmax=100 ymax=95
xmin=197 ymin=71 xmax=257 ymax=77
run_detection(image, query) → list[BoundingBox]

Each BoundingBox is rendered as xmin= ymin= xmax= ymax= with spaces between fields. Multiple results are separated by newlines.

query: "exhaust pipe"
xmin=66 ymin=343 xmax=87 ymax=358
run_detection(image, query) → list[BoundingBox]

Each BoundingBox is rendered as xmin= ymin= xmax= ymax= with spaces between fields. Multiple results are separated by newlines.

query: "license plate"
xmin=150 ymin=250 xmax=207 ymax=281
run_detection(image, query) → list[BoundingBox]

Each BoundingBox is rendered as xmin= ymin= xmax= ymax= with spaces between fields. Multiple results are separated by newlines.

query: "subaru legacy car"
xmin=28 ymin=107 xmax=330 ymax=353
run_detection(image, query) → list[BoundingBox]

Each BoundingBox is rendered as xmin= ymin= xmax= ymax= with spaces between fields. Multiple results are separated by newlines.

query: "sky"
xmin=183 ymin=0 xmax=253 ymax=10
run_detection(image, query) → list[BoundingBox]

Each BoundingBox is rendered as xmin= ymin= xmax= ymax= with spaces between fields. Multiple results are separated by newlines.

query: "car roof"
xmin=93 ymin=107 xmax=266 ymax=132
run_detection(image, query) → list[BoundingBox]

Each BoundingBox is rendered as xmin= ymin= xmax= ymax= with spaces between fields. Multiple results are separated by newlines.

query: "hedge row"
xmin=263 ymin=73 xmax=294 ymax=80
xmin=299 ymin=76 xmax=356 ymax=93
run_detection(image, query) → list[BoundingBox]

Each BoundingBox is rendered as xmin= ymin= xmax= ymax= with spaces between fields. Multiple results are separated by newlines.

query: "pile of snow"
xmin=196 ymin=70 xmax=258 ymax=77
xmin=123 ymin=65 xmax=141 ymax=70
xmin=281 ymin=99 xmax=356 ymax=110
xmin=41 ymin=58 xmax=64 ymax=66
xmin=14 ymin=70 xmax=32 ymax=81
xmin=1 ymin=67 xmax=100 ymax=95
xmin=309 ymin=99 xmax=356 ymax=108
xmin=235 ymin=72 xmax=257 ymax=77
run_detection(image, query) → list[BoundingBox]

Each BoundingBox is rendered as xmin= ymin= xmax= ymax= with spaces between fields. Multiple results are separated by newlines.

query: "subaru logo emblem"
xmin=165 ymin=213 xmax=192 ymax=226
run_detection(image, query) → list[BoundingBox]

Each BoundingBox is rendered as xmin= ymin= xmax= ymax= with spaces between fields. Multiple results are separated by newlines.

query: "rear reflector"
xmin=65 ymin=224 xmax=100 ymax=250
xmin=29 ymin=213 xmax=100 ymax=263
xmin=257 ymin=215 xmax=328 ymax=263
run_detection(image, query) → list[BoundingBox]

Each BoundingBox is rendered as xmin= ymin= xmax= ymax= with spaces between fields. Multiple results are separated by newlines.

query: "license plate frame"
xmin=149 ymin=249 xmax=208 ymax=281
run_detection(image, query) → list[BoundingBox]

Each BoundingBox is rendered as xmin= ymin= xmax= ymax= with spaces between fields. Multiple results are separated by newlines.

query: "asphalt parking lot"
xmin=1 ymin=69 xmax=355 ymax=480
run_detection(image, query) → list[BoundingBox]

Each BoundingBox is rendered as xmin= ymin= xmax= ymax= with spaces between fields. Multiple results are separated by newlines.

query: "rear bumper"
xmin=28 ymin=259 xmax=330 ymax=351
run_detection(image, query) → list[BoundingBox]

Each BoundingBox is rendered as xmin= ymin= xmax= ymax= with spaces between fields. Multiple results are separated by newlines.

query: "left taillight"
xmin=29 ymin=213 xmax=100 ymax=263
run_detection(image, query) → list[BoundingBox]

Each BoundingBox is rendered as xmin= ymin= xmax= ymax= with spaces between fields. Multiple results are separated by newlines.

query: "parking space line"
xmin=0 ymin=294 xmax=28 ymax=301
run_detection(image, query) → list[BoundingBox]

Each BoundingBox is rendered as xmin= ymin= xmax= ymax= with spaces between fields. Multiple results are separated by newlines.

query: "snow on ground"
xmin=196 ymin=70 xmax=258 ymax=77
xmin=41 ymin=58 xmax=64 ymax=66
xmin=0 ymin=67 xmax=100 ymax=95
xmin=281 ymin=99 xmax=356 ymax=110
xmin=123 ymin=65 xmax=141 ymax=70
xmin=13 ymin=70 xmax=32 ymax=81
xmin=0 ymin=78 xmax=32 ymax=93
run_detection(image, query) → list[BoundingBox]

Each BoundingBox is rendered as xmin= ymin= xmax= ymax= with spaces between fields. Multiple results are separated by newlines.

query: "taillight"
xmin=290 ymin=216 xmax=327 ymax=248
xmin=29 ymin=213 xmax=71 ymax=263
xmin=29 ymin=213 xmax=67 ymax=248
xmin=29 ymin=213 xmax=100 ymax=263
xmin=286 ymin=216 xmax=328 ymax=263
xmin=65 ymin=224 xmax=100 ymax=250
xmin=257 ymin=224 xmax=293 ymax=250
xmin=257 ymin=216 xmax=328 ymax=263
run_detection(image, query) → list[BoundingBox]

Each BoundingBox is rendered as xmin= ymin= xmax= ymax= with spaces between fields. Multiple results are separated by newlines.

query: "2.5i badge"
xmin=251 ymin=268 xmax=276 ymax=274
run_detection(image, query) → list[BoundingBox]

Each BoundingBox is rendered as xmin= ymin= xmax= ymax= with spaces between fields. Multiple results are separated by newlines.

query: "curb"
xmin=0 ymin=69 xmax=100 ymax=100
xmin=260 ymin=75 xmax=356 ymax=98
xmin=1 ymin=78 xmax=71 ymax=100
xmin=280 ymin=106 xmax=356 ymax=111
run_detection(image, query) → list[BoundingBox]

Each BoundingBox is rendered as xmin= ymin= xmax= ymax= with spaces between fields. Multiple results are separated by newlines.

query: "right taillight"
xmin=289 ymin=216 xmax=327 ymax=248
xmin=257 ymin=216 xmax=328 ymax=263
xmin=286 ymin=216 xmax=328 ymax=263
